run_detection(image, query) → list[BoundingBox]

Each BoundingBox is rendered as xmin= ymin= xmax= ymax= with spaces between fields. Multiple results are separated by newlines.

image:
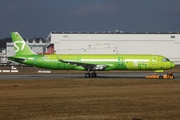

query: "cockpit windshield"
xmin=162 ymin=57 xmax=170 ymax=62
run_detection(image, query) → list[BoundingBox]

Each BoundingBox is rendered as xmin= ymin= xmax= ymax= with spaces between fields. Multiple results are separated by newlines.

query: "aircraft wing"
xmin=54 ymin=52 xmax=108 ymax=71
xmin=59 ymin=59 xmax=108 ymax=71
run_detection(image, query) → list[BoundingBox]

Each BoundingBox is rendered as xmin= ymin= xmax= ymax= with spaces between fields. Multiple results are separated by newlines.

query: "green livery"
xmin=9 ymin=32 xmax=175 ymax=77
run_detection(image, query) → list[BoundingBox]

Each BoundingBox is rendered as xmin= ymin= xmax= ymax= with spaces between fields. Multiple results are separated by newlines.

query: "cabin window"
xmin=162 ymin=58 xmax=170 ymax=62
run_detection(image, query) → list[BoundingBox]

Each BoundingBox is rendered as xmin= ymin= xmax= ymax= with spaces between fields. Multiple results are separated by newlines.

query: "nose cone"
xmin=171 ymin=62 xmax=175 ymax=68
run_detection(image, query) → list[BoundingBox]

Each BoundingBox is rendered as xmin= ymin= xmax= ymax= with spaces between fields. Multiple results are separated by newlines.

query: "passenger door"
xmin=152 ymin=56 xmax=157 ymax=65
xmin=118 ymin=57 xmax=123 ymax=67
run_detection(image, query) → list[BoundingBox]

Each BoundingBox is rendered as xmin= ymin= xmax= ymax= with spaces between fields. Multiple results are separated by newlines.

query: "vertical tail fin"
xmin=11 ymin=32 xmax=35 ymax=56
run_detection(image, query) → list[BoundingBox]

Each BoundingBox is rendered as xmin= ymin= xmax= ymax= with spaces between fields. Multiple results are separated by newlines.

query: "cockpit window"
xmin=162 ymin=57 xmax=170 ymax=62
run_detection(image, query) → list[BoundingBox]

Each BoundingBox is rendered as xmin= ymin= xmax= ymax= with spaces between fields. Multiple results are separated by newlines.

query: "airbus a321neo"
xmin=8 ymin=32 xmax=175 ymax=78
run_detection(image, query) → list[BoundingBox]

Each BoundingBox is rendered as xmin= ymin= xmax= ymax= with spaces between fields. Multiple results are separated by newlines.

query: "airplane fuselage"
xmin=11 ymin=54 xmax=175 ymax=71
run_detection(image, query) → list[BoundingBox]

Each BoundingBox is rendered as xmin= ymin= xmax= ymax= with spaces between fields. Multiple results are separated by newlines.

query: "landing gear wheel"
xmin=85 ymin=73 xmax=91 ymax=78
xmin=91 ymin=73 xmax=97 ymax=77
xmin=159 ymin=76 xmax=163 ymax=79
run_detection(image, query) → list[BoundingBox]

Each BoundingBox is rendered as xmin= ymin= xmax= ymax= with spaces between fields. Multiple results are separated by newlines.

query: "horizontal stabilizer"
xmin=8 ymin=57 xmax=26 ymax=63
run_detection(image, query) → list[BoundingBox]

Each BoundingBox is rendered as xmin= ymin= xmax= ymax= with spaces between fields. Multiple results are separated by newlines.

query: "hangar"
xmin=46 ymin=31 xmax=180 ymax=65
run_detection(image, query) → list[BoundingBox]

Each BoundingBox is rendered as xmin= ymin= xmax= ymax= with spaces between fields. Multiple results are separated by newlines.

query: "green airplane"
xmin=9 ymin=32 xmax=175 ymax=78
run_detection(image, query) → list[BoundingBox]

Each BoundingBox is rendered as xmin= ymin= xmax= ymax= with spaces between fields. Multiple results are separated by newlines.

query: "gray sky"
xmin=0 ymin=0 xmax=180 ymax=39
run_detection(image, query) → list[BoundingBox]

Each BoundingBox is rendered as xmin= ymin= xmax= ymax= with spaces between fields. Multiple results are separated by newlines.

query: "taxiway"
xmin=1 ymin=72 xmax=180 ymax=80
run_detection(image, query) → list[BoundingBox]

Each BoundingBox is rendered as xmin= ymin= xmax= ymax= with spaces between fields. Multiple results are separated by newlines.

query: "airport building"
xmin=4 ymin=31 xmax=180 ymax=65
xmin=46 ymin=31 xmax=180 ymax=65
xmin=0 ymin=48 xmax=7 ymax=65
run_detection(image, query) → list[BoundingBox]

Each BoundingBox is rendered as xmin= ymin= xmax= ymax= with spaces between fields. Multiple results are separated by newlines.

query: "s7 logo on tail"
xmin=14 ymin=40 xmax=26 ymax=52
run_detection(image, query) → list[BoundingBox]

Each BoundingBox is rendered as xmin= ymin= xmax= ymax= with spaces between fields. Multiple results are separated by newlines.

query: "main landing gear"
xmin=85 ymin=71 xmax=97 ymax=78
